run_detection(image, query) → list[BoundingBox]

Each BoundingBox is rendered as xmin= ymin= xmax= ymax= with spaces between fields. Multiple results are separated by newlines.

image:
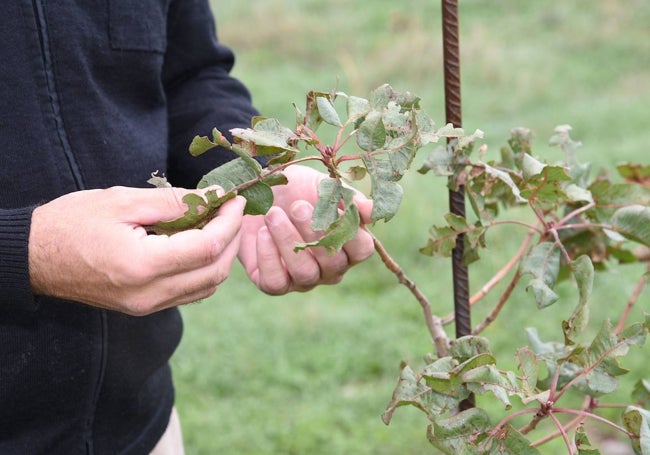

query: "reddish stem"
xmin=615 ymin=270 xmax=648 ymax=334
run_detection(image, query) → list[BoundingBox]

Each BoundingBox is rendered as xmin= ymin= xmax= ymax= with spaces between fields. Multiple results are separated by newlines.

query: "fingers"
xmin=122 ymin=185 xmax=224 ymax=225
xmin=101 ymin=193 xmax=245 ymax=314
xmin=252 ymin=226 xmax=291 ymax=295
xmin=260 ymin=205 xmax=324 ymax=293
xmin=280 ymin=201 xmax=350 ymax=283
xmin=253 ymin=199 xmax=374 ymax=295
xmin=143 ymin=229 xmax=243 ymax=312
xmin=143 ymin=195 xmax=246 ymax=277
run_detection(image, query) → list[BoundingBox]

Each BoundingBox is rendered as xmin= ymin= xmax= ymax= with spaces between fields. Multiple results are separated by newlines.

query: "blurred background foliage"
xmin=172 ymin=1 xmax=650 ymax=453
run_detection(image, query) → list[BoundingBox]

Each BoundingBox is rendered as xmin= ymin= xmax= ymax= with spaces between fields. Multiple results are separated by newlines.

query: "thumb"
xmin=128 ymin=186 xmax=223 ymax=226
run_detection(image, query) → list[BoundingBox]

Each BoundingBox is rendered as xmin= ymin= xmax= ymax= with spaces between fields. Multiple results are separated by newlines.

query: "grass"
xmin=172 ymin=1 xmax=650 ymax=453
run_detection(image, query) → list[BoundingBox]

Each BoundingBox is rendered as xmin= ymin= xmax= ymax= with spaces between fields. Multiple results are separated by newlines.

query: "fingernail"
xmin=291 ymin=201 xmax=312 ymax=222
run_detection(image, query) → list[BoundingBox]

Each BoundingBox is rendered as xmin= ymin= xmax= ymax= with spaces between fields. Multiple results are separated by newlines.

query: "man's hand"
xmin=238 ymin=165 xmax=375 ymax=294
xmin=29 ymin=186 xmax=246 ymax=315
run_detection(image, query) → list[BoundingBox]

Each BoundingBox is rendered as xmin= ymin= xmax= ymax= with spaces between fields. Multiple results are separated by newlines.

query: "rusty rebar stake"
xmin=441 ymin=0 xmax=473 ymax=409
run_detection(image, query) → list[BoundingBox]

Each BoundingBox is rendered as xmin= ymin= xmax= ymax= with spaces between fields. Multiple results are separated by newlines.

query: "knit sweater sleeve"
xmin=162 ymin=0 xmax=260 ymax=188
xmin=0 ymin=206 xmax=37 ymax=311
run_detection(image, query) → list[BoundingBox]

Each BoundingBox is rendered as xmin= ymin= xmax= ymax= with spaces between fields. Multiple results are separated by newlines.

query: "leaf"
xmin=369 ymin=84 xmax=420 ymax=110
xmin=346 ymin=166 xmax=366 ymax=181
xmin=448 ymin=335 xmax=491 ymax=359
xmin=522 ymin=153 xmax=545 ymax=179
xmin=382 ymin=363 xmax=460 ymax=425
xmin=462 ymin=364 xmax=518 ymax=409
xmin=565 ymin=183 xmax=594 ymax=203
xmin=149 ymin=191 xmax=236 ymax=234
xmin=574 ymin=424 xmax=600 ymax=454
xmin=618 ymin=162 xmax=650 ymax=187
xmin=622 ymin=406 xmax=650 ymax=454
xmin=549 ymin=125 xmax=589 ymax=185
xmin=426 ymin=408 xmax=541 ymax=455
xmin=147 ymin=170 xmax=171 ymax=188
xmin=420 ymin=214 xmax=486 ymax=263
xmin=295 ymin=204 xmax=360 ymax=253
xmin=198 ymin=157 xmax=260 ymax=190
xmin=610 ymin=205 xmax=650 ymax=247
xmin=516 ymin=347 xmax=539 ymax=396
xmin=421 ymin=356 xmax=464 ymax=396
xmin=230 ymin=118 xmax=300 ymax=157
xmin=420 ymin=224 xmax=457 ymax=257
xmin=562 ymin=255 xmax=594 ymax=345
xmin=197 ymin=158 xmax=275 ymax=216
xmin=562 ymin=319 xmax=646 ymax=396
xmin=188 ymin=128 xmax=232 ymax=157
xmin=316 ymin=96 xmax=342 ymax=127
xmin=238 ymin=182 xmax=274 ymax=216
xmin=520 ymin=163 xmax=572 ymax=203
xmin=427 ymin=407 xmax=492 ymax=454
xmin=416 ymin=112 xmax=443 ymax=146
xmin=362 ymin=154 xmax=404 ymax=222
xmin=632 ymin=379 xmax=650 ymax=409
xmin=357 ymin=110 xmax=386 ymax=152
xmin=310 ymin=179 xmax=353 ymax=231
xmin=303 ymin=90 xmax=334 ymax=131
xmin=525 ymin=328 xmax=578 ymax=391
xmin=346 ymin=95 xmax=371 ymax=123
xmin=483 ymin=163 xmax=527 ymax=203
xmin=418 ymin=145 xmax=454 ymax=176
xmin=590 ymin=180 xmax=650 ymax=221
xmin=521 ymin=242 xmax=561 ymax=308
xmin=478 ymin=424 xmax=540 ymax=455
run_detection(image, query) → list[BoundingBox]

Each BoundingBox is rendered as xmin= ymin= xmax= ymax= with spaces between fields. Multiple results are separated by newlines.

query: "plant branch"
xmin=549 ymin=228 xmax=572 ymax=264
xmin=520 ymin=399 xmax=556 ymax=436
xmin=470 ymin=228 xmax=535 ymax=307
xmin=332 ymin=124 xmax=357 ymax=154
xmin=553 ymin=336 xmax=638 ymax=402
xmin=145 ymin=155 xmax=323 ymax=235
xmin=442 ymin=227 xmax=536 ymax=326
xmin=370 ymin=230 xmax=449 ymax=357
xmin=553 ymin=408 xmax=634 ymax=437
xmin=471 ymin=270 xmax=522 ymax=335
xmin=530 ymin=396 xmax=592 ymax=447
xmin=547 ymin=410 xmax=575 ymax=455
xmin=556 ymin=201 xmax=595 ymax=227
xmin=615 ymin=269 xmax=648 ymax=334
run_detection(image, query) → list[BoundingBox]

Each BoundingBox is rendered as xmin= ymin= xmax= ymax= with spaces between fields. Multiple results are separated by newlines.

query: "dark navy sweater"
xmin=0 ymin=1 xmax=257 ymax=453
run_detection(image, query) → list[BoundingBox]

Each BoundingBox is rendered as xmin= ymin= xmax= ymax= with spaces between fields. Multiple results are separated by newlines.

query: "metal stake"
xmin=441 ymin=0 xmax=473 ymax=409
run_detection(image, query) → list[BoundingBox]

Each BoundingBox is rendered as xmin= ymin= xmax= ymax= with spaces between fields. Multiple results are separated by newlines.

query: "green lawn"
xmin=172 ymin=1 xmax=650 ymax=453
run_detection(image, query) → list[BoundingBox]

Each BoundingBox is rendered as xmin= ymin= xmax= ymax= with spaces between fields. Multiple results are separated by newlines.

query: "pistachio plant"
xmin=149 ymin=85 xmax=650 ymax=454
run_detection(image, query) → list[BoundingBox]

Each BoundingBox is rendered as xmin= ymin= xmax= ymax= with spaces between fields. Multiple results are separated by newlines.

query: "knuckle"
xmin=123 ymin=296 xmax=157 ymax=317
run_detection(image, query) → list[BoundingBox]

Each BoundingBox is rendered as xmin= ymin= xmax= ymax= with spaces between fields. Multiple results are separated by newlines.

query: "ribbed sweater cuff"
xmin=0 ymin=206 xmax=38 ymax=311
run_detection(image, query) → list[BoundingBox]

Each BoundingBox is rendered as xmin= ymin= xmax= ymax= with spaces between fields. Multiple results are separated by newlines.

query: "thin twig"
xmin=553 ymin=408 xmax=634 ymax=437
xmin=443 ymin=228 xmax=536 ymax=326
xmin=470 ymin=228 xmax=535 ymax=306
xmin=615 ymin=269 xmax=648 ymax=334
xmin=549 ymin=228 xmax=572 ymax=264
xmin=370 ymin=231 xmax=449 ymax=357
xmin=548 ymin=411 xmax=575 ymax=455
xmin=472 ymin=270 xmax=522 ymax=335
xmin=556 ymin=201 xmax=596 ymax=228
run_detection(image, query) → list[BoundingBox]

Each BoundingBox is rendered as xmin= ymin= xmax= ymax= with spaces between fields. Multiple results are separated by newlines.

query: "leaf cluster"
xmin=146 ymin=85 xmax=650 ymax=453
